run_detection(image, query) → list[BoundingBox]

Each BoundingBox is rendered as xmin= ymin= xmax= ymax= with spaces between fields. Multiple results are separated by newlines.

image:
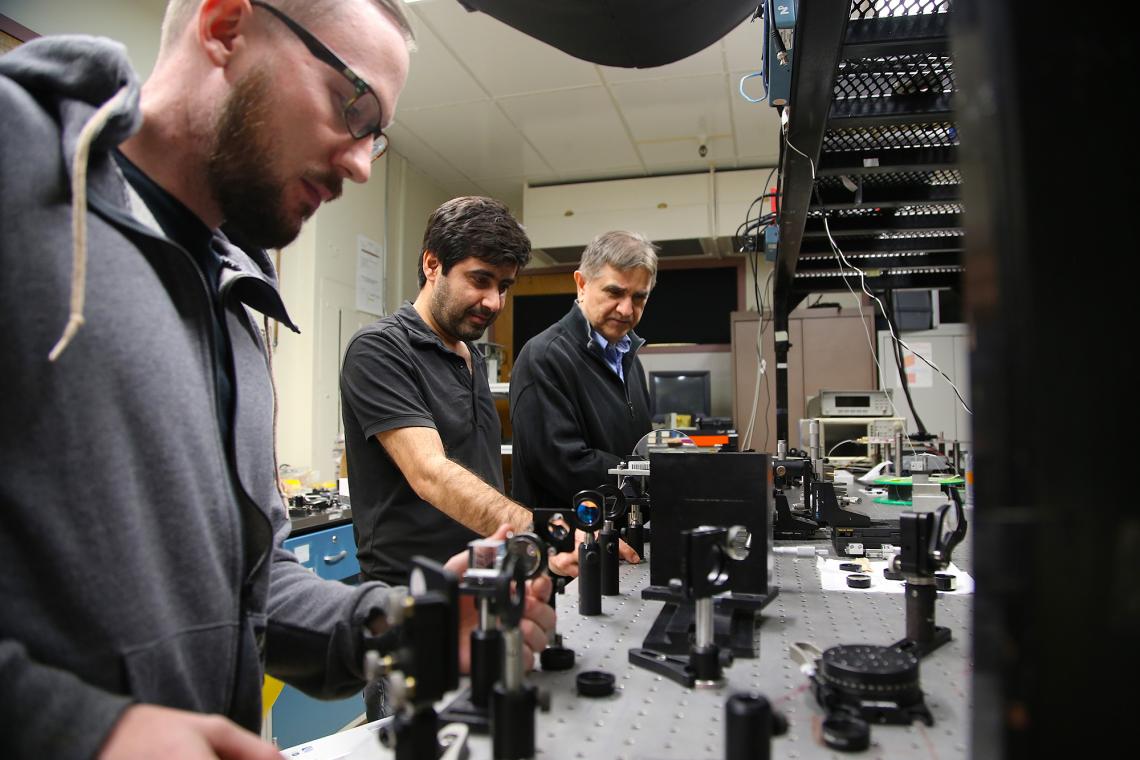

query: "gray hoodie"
xmin=0 ymin=36 xmax=395 ymax=758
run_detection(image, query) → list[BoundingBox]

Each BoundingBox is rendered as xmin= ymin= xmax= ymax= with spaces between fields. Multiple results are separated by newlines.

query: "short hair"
xmin=577 ymin=230 xmax=659 ymax=289
xmin=418 ymin=197 xmax=532 ymax=288
xmin=160 ymin=0 xmax=416 ymax=54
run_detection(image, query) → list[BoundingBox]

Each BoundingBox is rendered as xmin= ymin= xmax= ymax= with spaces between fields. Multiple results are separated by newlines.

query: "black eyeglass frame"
xmin=250 ymin=0 xmax=388 ymax=160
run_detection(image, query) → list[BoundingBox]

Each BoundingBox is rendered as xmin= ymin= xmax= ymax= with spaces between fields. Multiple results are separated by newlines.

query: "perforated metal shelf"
xmin=850 ymin=0 xmax=951 ymax=20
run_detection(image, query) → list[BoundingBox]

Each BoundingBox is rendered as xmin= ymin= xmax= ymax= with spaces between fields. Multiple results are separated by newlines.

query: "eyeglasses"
xmin=251 ymin=0 xmax=388 ymax=161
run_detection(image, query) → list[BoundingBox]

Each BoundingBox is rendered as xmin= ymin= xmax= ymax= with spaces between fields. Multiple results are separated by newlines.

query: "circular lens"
xmin=547 ymin=514 xmax=570 ymax=542
xmin=576 ymin=499 xmax=601 ymax=528
xmin=506 ymin=535 xmax=544 ymax=578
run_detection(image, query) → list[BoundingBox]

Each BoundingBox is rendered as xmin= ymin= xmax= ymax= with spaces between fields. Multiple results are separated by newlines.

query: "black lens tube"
xmin=905 ymin=579 xmax=938 ymax=644
xmin=599 ymin=519 xmax=620 ymax=596
xmin=726 ymin=692 xmax=772 ymax=760
xmin=578 ymin=538 xmax=601 ymax=616
xmin=469 ymin=624 xmax=502 ymax=708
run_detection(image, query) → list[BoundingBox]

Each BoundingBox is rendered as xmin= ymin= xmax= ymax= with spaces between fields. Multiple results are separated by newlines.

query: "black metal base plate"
xmin=636 ymin=597 xmax=772 ymax=658
xmin=811 ymin=678 xmax=934 ymax=727
xmin=628 ymin=647 xmax=695 ymax=688
xmin=892 ymin=625 xmax=952 ymax=659
xmin=437 ymin=688 xmax=489 ymax=734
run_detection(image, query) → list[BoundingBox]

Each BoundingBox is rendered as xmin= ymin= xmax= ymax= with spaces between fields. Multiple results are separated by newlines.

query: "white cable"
xmin=739 ymin=71 xmax=768 ymax=104
xmin=784 ymin=139 xmax=916 ymax=451
xmin=785 ymin=135 xmax=973 ymax=419
xmin=827 ymin=439 xmax=859 ymax=457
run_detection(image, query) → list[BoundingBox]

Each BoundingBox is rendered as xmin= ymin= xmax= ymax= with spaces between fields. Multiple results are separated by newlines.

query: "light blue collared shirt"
xmin=591 ymin=329 xmax=631 ymax=382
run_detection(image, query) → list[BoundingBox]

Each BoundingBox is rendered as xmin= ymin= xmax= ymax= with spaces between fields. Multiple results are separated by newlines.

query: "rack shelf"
xmin=770 ymin=0 xmax=962 ymax=442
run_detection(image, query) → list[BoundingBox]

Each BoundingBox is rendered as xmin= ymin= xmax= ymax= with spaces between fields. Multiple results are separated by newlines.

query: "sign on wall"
xmin=355 ymin=234 xmax=385 ymax=316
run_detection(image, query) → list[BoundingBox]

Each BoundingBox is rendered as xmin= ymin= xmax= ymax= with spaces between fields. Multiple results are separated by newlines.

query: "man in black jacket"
xmin=510 ymin=231 xmax=658 ymax=574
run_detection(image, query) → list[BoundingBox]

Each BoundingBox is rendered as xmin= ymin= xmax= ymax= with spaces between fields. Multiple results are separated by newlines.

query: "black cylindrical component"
xmin=690 ymin=643 xmax=722 ymax=683
xmin=599 ymin=522 xmax=619 ymax=595
xmin=905 ymin=581 xmax=938 ymax=644
xmin=491 ymin=683 xmax=536 ymax=760
xmin=470 ymin=627 xmax=502 ymax=708
xmin=393 ymin=707 xmax=440 ymax=760
xmin=578 ymin=541 xmax=601 ymax=616
xmin=539 ymin=643 xmax=575 ymax=671
xmin=725 ymin=692 xmax=772 ymax=760
xmin=622 ymin=522 xmax=644 ymax=558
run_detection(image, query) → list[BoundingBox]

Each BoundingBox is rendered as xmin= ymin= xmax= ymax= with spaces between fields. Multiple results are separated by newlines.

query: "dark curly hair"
xmin=418 ymin=196 xmax=532 ymax=288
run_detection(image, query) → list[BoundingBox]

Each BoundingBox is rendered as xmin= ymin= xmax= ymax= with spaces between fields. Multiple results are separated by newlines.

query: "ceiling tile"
xmin=413 ymin=1 xmax=600 ymax=97
xmin=497 ymin=88 xmax=642 ymax=175
xmin=611 ymin=74 xmax=734 ymax=143
xmin=442 ymin=179 xmax=485 ymax=199
xmin=729 ymin=70 xmax=783 ymax=161
xmin=396 ymin=102 xmax=554 ymax=179
xmin=470 ymin=177 xmax=526 ymax=215
xmin=638 ymin=135 xmax=736 ymax=171
xmin=395 ymin=8 xmax=488 ymax=111
xmin=599 ymin=43 xmax=725 ymax=84
xmin=386 ymin=122 xmax=467 ymax=183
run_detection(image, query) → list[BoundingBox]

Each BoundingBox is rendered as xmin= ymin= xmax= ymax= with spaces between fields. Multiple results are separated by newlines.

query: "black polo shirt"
xmin=341 ymin=302 xmax=502 ymax=586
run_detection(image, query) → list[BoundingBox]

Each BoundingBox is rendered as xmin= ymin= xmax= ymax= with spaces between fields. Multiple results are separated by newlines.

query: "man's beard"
xmin=206 ymin=67 xmax=340 ymax=249
xmin=431 ymin=275 xmax=496 ymax=342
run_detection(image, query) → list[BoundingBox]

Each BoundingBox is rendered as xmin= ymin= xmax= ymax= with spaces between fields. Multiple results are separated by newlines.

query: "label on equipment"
xmin=293 ymin=544 xmax=311 ymax=564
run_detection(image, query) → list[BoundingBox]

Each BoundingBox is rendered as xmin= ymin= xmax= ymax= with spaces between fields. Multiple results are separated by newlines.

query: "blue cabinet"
xmin=271 ymin=522 xmax=364 ymax=749
xmin=283 ymin=522 xmax=361 ymax=581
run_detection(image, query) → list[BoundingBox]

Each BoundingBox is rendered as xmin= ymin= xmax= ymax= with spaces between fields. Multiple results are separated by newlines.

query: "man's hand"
xmin=98 ymin=704 xmax=280 ymax=760
xmin=548 ymin=532 xmax=641 ymax=577
xmin=617 ymin=538 xmax=641 ymax=564
xmin=446 ymin=524 xmax=556 ymax=674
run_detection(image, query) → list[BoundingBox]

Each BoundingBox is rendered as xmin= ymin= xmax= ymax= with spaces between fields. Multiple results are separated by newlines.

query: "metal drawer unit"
xmin=269 ymin=521 xmax=363 ymax=748
xmin=283 ymin=522 xmax=360 ymax=581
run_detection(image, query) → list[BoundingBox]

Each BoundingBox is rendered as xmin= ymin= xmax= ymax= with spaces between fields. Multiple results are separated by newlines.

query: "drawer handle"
xmin=323 ymin=550 xmax=348 ymax=564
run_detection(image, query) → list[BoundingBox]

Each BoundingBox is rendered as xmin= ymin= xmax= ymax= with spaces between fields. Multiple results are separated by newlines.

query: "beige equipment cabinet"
xmin=732 ymin=307 xmax=876 ymax=453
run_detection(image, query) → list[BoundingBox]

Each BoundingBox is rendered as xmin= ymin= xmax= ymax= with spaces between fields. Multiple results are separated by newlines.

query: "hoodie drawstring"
xmin=48 ymin=85 xmax=131 ymax=362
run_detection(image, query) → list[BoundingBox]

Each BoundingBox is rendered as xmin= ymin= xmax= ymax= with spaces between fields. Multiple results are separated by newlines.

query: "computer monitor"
xmin=648 ymin=370 xmax=712 ymax=419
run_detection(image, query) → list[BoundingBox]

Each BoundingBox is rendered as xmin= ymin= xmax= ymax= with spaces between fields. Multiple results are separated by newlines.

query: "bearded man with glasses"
xmin=0 ymin=1 xmax=555 ymax=757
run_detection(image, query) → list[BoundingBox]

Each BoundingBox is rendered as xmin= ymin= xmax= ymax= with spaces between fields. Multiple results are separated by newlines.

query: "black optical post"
xmin=441 ymin=533 xmax=549 ymax=732
xmin=490 ymin=554 xmax=541 ymax=760
xmin=629 ymin=526 xmax=747 ymax=688
xmin=595 ymin=484 xmax=627 ymax=596
xmin=571 ymin=490 xmax=604 ymax=616
xmin=532 ymin=509 xmax=577 ymax=671
xmin=891 ymin=489 xmax=968 ymax=658
xmin=367 ymin=558 xmax=459 ymax=760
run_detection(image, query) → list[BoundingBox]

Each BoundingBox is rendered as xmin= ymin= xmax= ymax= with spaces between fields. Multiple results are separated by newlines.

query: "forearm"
xmin=419 ymin=457 xmax=532 ymax=535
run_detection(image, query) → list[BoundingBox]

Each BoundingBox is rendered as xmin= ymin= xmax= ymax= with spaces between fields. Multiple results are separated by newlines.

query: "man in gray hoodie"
xmin=0 ymin=1 xmax=553 ymax=757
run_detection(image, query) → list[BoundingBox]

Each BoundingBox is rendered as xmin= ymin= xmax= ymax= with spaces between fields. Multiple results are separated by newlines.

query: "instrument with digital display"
xmin=807 ymin=389 xmax=895 ymax=418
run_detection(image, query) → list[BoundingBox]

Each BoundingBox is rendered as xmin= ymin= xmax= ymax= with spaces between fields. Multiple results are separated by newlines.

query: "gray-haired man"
xmin=509 ymin=231 xmax=658 ymax=575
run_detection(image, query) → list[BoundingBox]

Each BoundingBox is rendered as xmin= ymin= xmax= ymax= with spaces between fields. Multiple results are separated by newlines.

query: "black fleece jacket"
xmin=510 ymin=303 xmax=653 ymax=510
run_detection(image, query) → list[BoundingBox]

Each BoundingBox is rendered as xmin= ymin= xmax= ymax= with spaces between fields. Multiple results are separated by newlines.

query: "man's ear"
xmin=197 ymin=0 xmax=255 ymax=67
xmin=422 ymin=250 xmax=441 ymax=285
xmin=572 ymin=270 xmax=587 ymax=300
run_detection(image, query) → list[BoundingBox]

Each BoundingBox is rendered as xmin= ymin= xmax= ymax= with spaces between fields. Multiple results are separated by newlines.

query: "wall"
xmin=3 ymin=0 xmax=163 ymax=76
xmin=876 ymin=323 xmax=972 ymax=447
xmin=385 ymin=152 xmax=452 ymax=310
xmin=274 ymin=151 xmax=451 ymax=479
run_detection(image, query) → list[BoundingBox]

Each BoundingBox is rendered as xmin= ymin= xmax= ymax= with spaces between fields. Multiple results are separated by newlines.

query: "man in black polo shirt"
xmin=341 ymin=196 xmax=534 ymax=588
